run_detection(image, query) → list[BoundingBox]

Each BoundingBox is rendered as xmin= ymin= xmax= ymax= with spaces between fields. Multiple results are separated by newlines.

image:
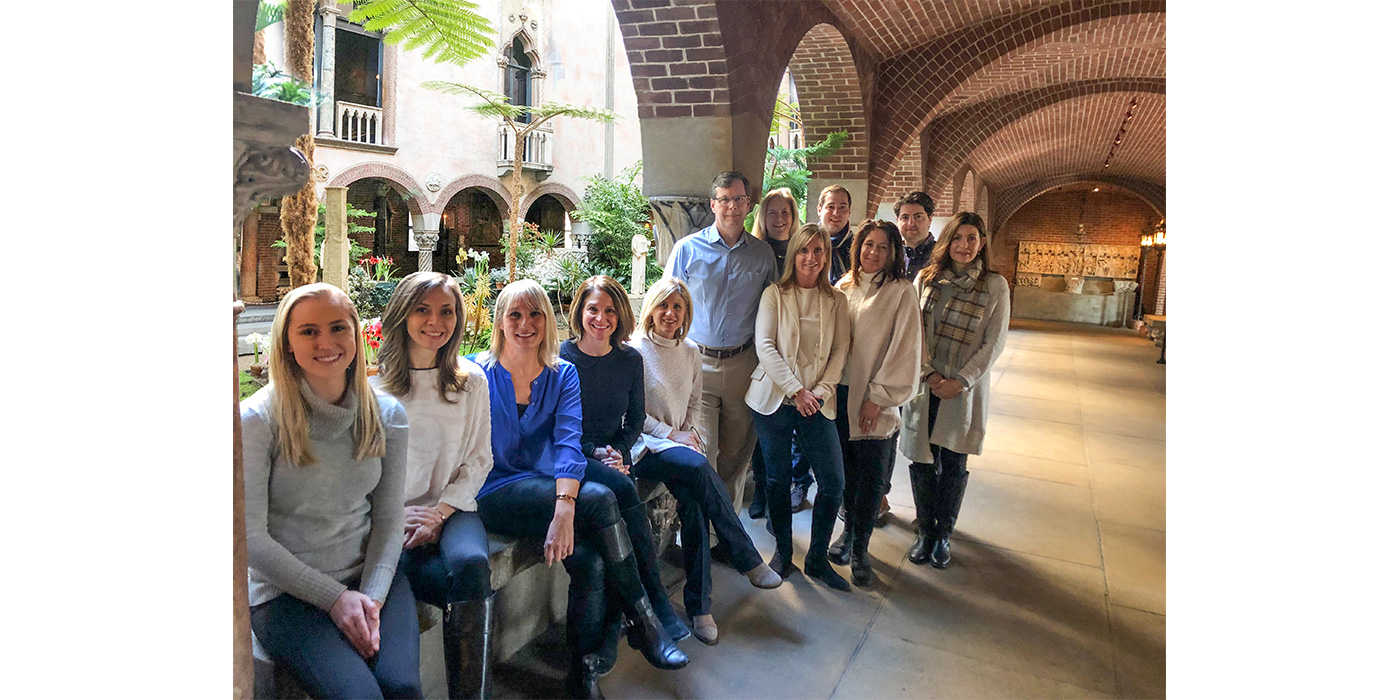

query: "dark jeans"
xmin=751 ymin=440 xmax=812 ymax=506
xmin=752 ymin=404 xmax=846 ymax=561
xmin=250 ymin=571 xmax=423 ymax=699
xmin=398 ymin=510 xmax=492 ymax=608
xmin=477 ymin=476 xmax=630 ymax=658
xmin=834 ymin=385 xmax=897 ymax=539
xmin=634 ymin=446 xmax=764 ymax=615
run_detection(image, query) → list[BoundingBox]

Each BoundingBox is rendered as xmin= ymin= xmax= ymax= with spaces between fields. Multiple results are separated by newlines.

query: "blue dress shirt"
xmin=665 ymin=224 xmax=777 ymax=348
xmin=472 ymin=353 xmax=587 ymax=499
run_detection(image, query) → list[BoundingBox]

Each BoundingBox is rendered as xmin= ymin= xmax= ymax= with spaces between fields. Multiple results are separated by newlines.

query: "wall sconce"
xmin=1141 ymin=233 xmax=1153 ymax=247
xmin=1152 ymin=219 xmax=1166 ymax=248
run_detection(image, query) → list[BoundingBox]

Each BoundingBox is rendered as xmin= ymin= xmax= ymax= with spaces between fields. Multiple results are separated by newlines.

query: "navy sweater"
xmin=559 ymin=340 xmax=646 ymax=466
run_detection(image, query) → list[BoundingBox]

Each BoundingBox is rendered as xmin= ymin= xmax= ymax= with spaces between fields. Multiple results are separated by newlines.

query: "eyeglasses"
xmin=712 ymin=196 xmax=749 ymax=206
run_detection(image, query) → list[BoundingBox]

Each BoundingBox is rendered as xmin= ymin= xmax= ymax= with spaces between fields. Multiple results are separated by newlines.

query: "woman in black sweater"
xmin=558 ymin=275 xmax=689 ymax=663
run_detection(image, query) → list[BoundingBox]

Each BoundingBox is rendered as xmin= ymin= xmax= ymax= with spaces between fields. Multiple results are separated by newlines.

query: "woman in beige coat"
xmin=899 ymin=212 xmax=1010 ymax=569
xmin=829 ymin=220 xmax=922 ymax=586
xmin=746 ymin=223 xmax=853 ymax=591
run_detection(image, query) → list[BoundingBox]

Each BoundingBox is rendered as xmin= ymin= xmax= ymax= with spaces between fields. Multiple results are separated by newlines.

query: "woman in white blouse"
xmin=372 ymin=272 xmax=494 ymax=698
xmin=828 ymin=220 xmax=922 ymax=587
xmin=746 ymin=223 xmax=853 ymax=591
xmin=627 ymin=277 xmax=782 ymax=645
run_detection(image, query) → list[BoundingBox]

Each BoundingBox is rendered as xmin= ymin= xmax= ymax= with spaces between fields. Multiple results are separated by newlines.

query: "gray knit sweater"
xmin=240 ymin=380 xmax=409 ymax=609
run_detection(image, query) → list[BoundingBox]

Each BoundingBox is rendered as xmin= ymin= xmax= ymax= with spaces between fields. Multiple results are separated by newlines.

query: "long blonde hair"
xmin=268 ymin=283 xmax=386 ymax=467
xmin=483 ymin=279 xmax=560 ymax=369
xmin=777 ymin=223 xmax=835 ymax=297
xmin=377 ymin=272 xmax=470 ymax=403
xmin=752 ymin=188 xmax=798 ymax=240
xmin=635 ymin=276 xmax=694 ymax=341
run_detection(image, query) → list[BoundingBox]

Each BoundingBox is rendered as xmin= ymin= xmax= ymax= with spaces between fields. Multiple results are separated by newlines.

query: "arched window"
xmin=504 ymin=36 xmax=532 ymax=123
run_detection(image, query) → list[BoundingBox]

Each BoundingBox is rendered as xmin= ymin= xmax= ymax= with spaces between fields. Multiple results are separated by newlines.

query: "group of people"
xmin=240 ymin=170 xmax=1010 ymax=699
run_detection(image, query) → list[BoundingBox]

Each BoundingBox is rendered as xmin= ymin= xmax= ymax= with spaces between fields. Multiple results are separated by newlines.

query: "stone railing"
xmin=336 ymin=100 xmax=384 ymax=146
xmin=498 ymin=120 xmax=553 ymax=173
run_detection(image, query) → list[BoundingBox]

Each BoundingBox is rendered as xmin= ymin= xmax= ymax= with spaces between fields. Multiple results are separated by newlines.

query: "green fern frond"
xmin=350 ymin=0 xmax=495 ymax=66
xmin=422 ymin=80 xmax=525 ymax=120
xmin=533 ymin=102 xmax=620 ymax=124
xmin=256 ymin=0 xmax=287 ymax=33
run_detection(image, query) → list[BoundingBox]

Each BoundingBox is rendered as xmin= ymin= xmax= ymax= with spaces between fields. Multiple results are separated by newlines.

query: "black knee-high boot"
xmin=906 ymin=461 xmax=939 ymax=564
xmin=444 ymin=593 xmax=495 ymax=699
xmin=598 ymin=520 xmax=689 ymax=670
xmin=931 ymin=468 xmax=970 ymax=569
xmin=564 ymin=574 xmax=608 ymax=699
xmin=848 ymin=472 xmax=881 ymax=587
xmin=804 ymin=488 xmax=851 ymax=591
xmin=617 ymin=502 xmax=689 ymax=642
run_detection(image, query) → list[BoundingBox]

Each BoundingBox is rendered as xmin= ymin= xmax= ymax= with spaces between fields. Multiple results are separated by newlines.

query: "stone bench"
xmin=252 ymin=481 xmax=678 ymax=699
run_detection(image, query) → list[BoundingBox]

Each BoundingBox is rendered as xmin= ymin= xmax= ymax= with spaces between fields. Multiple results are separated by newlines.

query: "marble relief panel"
xmin=1017 ymin=241 xmax=1140 ymax=279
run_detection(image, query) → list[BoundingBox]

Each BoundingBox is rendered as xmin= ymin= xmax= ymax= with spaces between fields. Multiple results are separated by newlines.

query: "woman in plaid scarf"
xmin=898 ymin=212 xmax=1010 ymax=569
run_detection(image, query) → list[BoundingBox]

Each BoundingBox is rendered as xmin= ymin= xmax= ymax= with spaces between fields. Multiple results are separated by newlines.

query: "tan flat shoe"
xmin=691 ymin=614 xmax=719 ymax=645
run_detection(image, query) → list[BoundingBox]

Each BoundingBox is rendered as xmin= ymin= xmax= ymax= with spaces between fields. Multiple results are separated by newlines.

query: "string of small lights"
xmin=1102 ymin=97 xmax=1138 ymax=170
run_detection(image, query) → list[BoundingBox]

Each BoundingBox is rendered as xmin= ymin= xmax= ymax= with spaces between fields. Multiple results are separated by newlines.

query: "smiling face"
xmin=764 ymin=198 xmax=794 ymax=241
xmin=859 ymin=227 xmax=892 ymax=275
xmin=406 ymin=285 xmax=458 ymax=364
xmin=710 ymin=182 xmax=752 ymax=236
xmin=581 ymin=289 xmax=618 ymax=345
xmin=818 ymin=190 xmax=851 ymax=233
xmin=896 ymin=203 xmax=931 ymax=247
xmin=947 ymin=224 xmax=984 ymax=268
xmin=649 ymin=291 xmax=686 ymax=340
xmin=793 ymin=236 xmax=828 ymax=288
xmin=500 ymin=297 xmax=546 ymax=354
xmin=286 ymin=293 xmax=358 ymax=392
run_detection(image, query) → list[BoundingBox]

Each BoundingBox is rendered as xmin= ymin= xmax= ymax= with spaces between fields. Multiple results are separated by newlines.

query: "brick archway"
xmin=522 ymin=182 xmax=581 ymax=213
xmin=326 ymin=162 xmax=428 ymax=214
xmin=432 ymin=174 xmax=510 ymax=218
xmin=788 ymin=23 xmax=868 ymax=184
xmin=991 ymin=174 xmax=1165 ymax=238
xmin=924 ymin=78 xmax=1166 ymax=214
xmin=952 ymin=165 xmax=977 ymax=213
xmin=864 ymin=0 xmax=1166 ymax=215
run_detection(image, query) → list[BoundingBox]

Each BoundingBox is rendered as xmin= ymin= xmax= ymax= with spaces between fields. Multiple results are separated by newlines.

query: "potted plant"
xmin=243 ymin=332 xmax=271 ymax=378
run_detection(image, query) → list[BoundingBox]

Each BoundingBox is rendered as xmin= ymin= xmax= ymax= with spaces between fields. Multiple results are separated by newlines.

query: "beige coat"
xmin=898 ymin=272 xmax=1010 ymax=459
xmin=836 ymin=272 xmax=923 ymax=440
xmin=746 ymin=283 xmax=851 ymax=421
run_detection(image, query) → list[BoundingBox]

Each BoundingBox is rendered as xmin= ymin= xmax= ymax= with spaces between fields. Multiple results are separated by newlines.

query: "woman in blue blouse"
xmin=472 ymin=280 xmax=687 ymax=699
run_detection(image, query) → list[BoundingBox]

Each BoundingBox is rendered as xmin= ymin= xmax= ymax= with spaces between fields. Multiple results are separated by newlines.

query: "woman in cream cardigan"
xmin=829 ymin=220 xmax=922 ymax=587
xmin=899 ymin=212 xmax=1010 ymax=569
xmin=747 ymin=223 xmax=853 ymax=591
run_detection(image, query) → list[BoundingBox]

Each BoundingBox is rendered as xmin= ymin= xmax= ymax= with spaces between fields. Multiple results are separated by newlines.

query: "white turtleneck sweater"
xmin=626 ymin=330 xmax=707 ymax=462
xmin=370 ymin=357 xmax=492 ymax=512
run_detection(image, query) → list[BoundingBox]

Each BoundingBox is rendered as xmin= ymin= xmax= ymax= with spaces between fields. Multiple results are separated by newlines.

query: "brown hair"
xmin=568 ymin=275 xmax=635 ymax=348
xmin=840 ymin=219 xmax=905 ymax=289
xmin=376 ymin=271 xmax=470 ymax=404
xmin=916 ymin=211 xmax=994 ymax=286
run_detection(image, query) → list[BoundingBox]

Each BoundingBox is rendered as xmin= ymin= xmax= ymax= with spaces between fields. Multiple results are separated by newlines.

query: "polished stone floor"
xmin=489 ymin=319 xmax=1166 ymax=699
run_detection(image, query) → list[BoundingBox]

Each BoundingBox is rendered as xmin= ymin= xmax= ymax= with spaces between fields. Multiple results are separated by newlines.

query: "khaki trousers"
xmin=698 ymin=345 xmax=759 ymax=513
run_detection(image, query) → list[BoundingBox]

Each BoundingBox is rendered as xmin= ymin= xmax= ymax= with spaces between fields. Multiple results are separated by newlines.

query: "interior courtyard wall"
xmin=992 ymin=189 xmax=1158 ymax=292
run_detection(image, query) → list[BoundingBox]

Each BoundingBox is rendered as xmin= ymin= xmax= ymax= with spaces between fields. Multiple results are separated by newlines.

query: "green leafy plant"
xmin=252 ymin=61 xmax=314 ymax=106
xmin=573 ymin=161 xmax=653 ymax=289
xmin=349 ymin=0 xmax=495 ymax=67
xmin=345 ymin=265 xmax=397 ymax=319
xmin=256 ymin=0 xmax=287 ymax=32
xmin=272 ymin=201 xmax=375 ymax=269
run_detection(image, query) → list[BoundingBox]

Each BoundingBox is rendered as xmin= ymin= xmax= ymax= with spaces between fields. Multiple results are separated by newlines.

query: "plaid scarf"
xmin=922 ymin=260 xmax=989 ymax=377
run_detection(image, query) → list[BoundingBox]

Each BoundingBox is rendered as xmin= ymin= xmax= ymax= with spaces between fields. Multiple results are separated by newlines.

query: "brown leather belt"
xmin=695 ymin=338 xmax=754 ymax=359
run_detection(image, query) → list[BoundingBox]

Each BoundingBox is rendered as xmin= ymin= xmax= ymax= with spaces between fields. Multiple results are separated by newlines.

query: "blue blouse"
xmin=472 ymin=353 xmax=587 ymax=499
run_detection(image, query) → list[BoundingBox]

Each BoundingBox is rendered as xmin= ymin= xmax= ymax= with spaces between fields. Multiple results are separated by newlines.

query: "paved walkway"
xmin=482 ymin=319 xmax=1166 ymax=699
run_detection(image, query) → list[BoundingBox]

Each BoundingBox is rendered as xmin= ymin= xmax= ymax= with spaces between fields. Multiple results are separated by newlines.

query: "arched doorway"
xmin=443 ymin=188 xmax=506 ymax=269
xmin=525 ymin=195 xmax=567 ymax=238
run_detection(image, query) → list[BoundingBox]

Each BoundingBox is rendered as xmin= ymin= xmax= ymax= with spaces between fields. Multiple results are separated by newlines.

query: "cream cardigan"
xmin=836 ymin=271 xmax=923 ymax=440
xmin=746 ymin=283 xmax=850 ymax=420
xmin=898 ymin=272 xmax=1010 ymax=459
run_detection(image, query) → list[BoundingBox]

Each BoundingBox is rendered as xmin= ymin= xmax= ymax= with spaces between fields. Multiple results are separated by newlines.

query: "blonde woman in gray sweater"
xmin=899 ymin=212 xmax=1010 ymax=569
xmin=241 ymin=283 xmax=419 ymax=698
xmin=829 ymin=220 xmax=923 ymax=587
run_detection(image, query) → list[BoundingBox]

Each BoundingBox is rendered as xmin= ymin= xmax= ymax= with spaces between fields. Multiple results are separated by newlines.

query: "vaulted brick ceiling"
xmin=818 ymin=0 xmax=1167 ymax=214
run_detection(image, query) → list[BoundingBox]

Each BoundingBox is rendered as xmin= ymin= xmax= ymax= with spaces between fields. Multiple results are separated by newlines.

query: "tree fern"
xmin=350 ymin=0 xmax=495 ymax=66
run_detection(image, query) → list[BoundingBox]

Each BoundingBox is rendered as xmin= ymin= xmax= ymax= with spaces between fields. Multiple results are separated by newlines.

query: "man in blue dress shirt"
xmin=665 ymin=171 xmax=778 ymax=512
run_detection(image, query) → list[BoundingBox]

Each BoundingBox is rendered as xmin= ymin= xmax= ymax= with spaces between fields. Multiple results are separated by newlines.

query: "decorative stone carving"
xmin=531 ymin=20 xmax=537 ymax=30
xmin=1114 ymin=280 xmax=1138 ymax=293
xmin=648 ymin=197 xmax=713 ymax=271
xmin=233 ymin=146 xmax=310 ymax=231
xmin=312 ymin=164 xmax=330 ymax=182
xmin=1017 ymin=241 xmax=1140 ymax=279
xmin=414 ymin=232 xmax=439 ymax=272
xmin=1064 ymin=275 xmax=1085 ymax=294
xmin=425 ymin=173 xmax=442 ymax=192
xmin=631 ymin=234 xmax=651 ymax=295
xmin=1015 ymin=272 xmax=1041 ymax=287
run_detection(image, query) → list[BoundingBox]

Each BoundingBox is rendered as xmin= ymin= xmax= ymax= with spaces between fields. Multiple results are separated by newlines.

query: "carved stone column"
xmin=315 ymin=2 xmax=338 ymax=137
xmin=647 ymin=197 xmax=712 ymax=270
xmin=411 ymin=212 xmax=442 ymax=273
xmin=322 ymin=186 xmax=350 ymax=289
